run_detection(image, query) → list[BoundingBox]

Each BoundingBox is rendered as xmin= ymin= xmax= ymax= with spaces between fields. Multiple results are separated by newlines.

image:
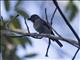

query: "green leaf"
xmin=15 ymin=0 xmax=29 ymax=19
xmin=65 ymin=1 xmax=78 ymax=21
xmin=24 ymin=53 xmax=37 ymax=58
xmin=15 ymin=0 xmax=22 ymax=10
xmin=18 ymin=37 xmax=32 ymax=48
xmin=9 ymin=36 xmax=32 ymax=48
xmin=16 ymin=9 xmax=29 ymax=19
xmin=4 ymin=0 xmax=10 ymax=11
xmin=10 ymin=15 xmax=21 ymax=29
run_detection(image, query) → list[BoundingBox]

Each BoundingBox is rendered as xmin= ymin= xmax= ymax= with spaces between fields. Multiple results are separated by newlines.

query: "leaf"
xmin=15 ymin=1 xmax=29 ymax=19
xmin=15 ymin=0 xmax=22 ymax=10
xmin=65 ymin=1 xmax=78 ymax=21
xmin=8 ymin=36 xmax=32 ymax=48
xmin=16 ymin=9 xmax=29 ymax=19
xmin=4 ymin=0 xmax=10 ymax=11
xmin=18 ymin=37 xmax=32 ymax=48
xmin=24 ymin=53 xmax=37 ymax=58
xmin=9 ymin=15 xmax=21 ymax=29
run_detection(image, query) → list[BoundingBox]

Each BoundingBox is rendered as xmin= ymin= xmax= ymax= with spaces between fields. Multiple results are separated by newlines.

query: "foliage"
xmin=0 ymin=1 xmax=37 ymax=60
xmin=65 ymin=0 xmax=78 ymax=21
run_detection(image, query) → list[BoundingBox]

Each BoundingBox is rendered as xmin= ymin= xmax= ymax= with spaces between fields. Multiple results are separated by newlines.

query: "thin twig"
xmin=53 ymin=0 xmax=80 ymax=45
xmin=53 ymin=0 xmax=80 ymax=60
xmin=51 ymin=7 xmax=57 ymax=25
xmin=49 ymin=7 xmax=63 ymax=47
xmin=45 ymin=8 xmax=49 ymax=24
xmin=45 ymin=38 xmax=51 ymax=57
xmin=24 ymin=18 xmax=30 ymax=33
xmin=52 ymin=28 xmax=63 ymax=38
xmin=72 ymin=48 xmax=80 ymax=60
xmin=45 ymin=8 xmax=51 ymax=57
xmin=49 ymin=7 xmax=64 ymax=40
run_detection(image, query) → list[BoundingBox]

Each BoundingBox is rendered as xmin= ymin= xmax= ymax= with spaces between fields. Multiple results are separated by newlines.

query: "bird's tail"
xmin=51 ymin=32 xmax=63 ymax=47
xmin=54 ymin=39 xmax=63 ymax=47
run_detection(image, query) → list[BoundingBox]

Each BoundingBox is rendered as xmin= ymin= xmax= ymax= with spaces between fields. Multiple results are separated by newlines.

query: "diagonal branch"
xmin=2 ymin=27 xmax=79 ymax=49
xmin=52 ymin=0 xmax=80 ymax=45
xmin=45 ymin=8 xmax=49 ymax=24
xmin=51 ymin=7 xmax=57 ymax=25
xmin=45 ymin=8 xmax=51 ymax=57
xmin=24 ymin=18 xmax=30 ymax=33
xmin=52 ymin=0 xmax=80 ymax=60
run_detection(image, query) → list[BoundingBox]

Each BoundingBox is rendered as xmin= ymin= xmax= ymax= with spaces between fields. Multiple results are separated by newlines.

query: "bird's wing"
xmin=41 ymin=19 xmax=54 ymax=34
xmin=41 ymin=19 xmax=63 ymax=47
xmin=41 ymin=20 xmax=51 ymax=29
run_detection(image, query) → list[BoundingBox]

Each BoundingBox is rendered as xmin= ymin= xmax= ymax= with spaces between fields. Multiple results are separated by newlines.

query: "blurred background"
xmin=0 ymin=0 xmax=80 ymax=60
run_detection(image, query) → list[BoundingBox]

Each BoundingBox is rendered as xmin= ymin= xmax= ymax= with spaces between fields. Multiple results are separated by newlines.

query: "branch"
xmin=72 ymin=48 xmax=80 ymax=60
xmin=50 ymin=7 xmax=64 ymax=41
xmin=24 ymin=18 xmax=30 ymax=33
xmin=52 ymin=0 xmax=80 ymax=44
xmin=2 ymin=27 xmax=79 ymax=49
xmin=45 ymin=8 xmax=51 ymax=57
xmin=51 ymin=7 xmax=57 ymax=25
xmin=52 ymin=0 xmax=80 ymax=60
xmin=45 ymin=8 xmax=49 ymax=24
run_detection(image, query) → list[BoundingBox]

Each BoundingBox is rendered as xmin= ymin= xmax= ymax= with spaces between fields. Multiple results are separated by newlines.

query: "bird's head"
xmin=28 ymin=14 xmax=40 ymax=22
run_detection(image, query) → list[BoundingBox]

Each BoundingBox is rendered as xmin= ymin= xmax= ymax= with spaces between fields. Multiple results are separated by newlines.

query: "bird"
xmin=28 ymin=14 xmax=63 ymax=56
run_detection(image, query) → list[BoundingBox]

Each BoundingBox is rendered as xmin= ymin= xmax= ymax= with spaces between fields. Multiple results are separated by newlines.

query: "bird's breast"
xmin=34 ymin=21 xmax=43 ymax=33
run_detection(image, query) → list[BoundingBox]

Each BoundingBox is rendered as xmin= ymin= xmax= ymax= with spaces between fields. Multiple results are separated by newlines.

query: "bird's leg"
xmin=45 ymin=38 xmax=51 ymax=57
